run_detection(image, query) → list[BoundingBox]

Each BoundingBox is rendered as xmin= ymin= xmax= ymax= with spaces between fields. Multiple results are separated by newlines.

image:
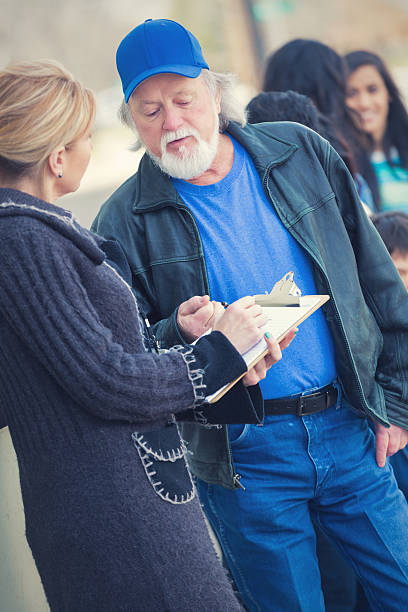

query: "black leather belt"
xmin=264 ymin=383 xmax=338 ymax=417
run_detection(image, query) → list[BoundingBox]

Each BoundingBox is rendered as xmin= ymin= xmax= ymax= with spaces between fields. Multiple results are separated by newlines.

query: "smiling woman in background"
xmin=262 ymin=39 xmax=375 ymax=210
xmin=345 ymin=50 xmax=408 ymax=213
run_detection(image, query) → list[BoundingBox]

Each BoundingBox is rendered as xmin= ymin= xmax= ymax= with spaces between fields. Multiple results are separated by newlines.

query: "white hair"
xmin=118 ymin=70 xmax=247 ymax=151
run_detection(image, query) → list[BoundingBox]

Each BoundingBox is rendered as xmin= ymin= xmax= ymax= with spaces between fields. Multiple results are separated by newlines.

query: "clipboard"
xmin=206 ymin=293 xmax=329 ymax=403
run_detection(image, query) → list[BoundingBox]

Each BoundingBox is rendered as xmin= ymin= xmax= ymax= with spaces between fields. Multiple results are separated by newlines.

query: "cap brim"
xmin=124 ymin=64 xmax=205 ymax=102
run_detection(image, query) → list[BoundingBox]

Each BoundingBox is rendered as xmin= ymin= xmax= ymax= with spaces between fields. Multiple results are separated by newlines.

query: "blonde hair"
xmin=0 ymin=59 xmax=95 ymax=177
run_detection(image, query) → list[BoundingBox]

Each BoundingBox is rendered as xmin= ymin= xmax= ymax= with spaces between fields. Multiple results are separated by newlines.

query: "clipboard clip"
xmin=254 ymin=271 xmax=302 ymax=307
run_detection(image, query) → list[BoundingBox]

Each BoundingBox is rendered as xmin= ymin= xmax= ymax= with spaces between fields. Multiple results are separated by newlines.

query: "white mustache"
xmin=161 ymin=128 xmax=200 ymax=150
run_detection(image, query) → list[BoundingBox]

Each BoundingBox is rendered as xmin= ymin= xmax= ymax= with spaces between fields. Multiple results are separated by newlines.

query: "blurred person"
xmin=345 ymin=50 xmax=408 ymax=213
xmin=371 ymin=211 xmax=408 ymax=498
xmin=246 ymin=91 xmax=373 ymax=218
xmin=246 ymin=89 xmax=323 ymax=129
xmin=372 ymin=211 xmax=408 ymax=290
xmin=263 ymin=39 xmax=375 ymax=209
xmin=0 ymin=58 xmax=289 ymax=612
xmin=246 ymin=90 xmax=364 ymax=193
xmin=93 ymin=18 xmax=408 ymax=612
xmin=355 ymin=210 xmax=408 ymax=612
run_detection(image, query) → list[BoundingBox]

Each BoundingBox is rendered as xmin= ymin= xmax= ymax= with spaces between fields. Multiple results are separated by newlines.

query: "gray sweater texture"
xmin=0 ymin=188 xmax=245 ymax=611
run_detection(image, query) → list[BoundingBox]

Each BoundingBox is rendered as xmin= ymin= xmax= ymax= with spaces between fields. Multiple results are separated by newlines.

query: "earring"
xmin=58 ymin=171 xmax=63 ymax=178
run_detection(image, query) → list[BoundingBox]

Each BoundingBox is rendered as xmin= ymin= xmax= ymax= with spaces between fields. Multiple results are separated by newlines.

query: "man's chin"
xmin=149 ymin=152 xmax=203 ymax=180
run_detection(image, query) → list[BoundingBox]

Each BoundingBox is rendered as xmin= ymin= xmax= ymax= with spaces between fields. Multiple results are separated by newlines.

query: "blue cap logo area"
xmin=116 ymin=19 xmax=210 ymax=102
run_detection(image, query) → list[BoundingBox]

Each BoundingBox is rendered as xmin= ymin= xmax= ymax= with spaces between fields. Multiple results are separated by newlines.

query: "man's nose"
xmin=162 ymin=107 xmax=183 ymax=131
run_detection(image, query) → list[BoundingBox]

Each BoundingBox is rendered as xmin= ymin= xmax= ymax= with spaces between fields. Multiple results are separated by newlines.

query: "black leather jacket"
xmin=93 ymin=121 xmax=408 ymax=489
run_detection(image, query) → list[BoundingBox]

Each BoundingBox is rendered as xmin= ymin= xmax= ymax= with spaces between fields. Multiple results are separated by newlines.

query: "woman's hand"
xmin=242 ymin=328 xmax=297 ymax=386
xmin=212 ymin=296 xmax=267 ymax=354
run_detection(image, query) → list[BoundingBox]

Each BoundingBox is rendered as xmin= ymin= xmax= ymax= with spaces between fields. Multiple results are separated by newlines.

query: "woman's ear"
xmin=47 ymin=146 xmax=65 ymax=179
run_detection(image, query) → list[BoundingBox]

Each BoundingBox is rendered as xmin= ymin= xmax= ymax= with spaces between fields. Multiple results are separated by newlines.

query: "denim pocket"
xmin=228 ymin=423 xmax=251 ymax=446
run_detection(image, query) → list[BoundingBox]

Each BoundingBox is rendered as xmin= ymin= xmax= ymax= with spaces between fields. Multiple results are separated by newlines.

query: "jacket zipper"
xmin=233 ymin=473 xmax=246 ymax=490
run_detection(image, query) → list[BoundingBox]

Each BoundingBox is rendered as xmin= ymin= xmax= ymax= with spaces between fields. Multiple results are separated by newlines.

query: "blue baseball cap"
xmin=116 ymin=19 xmax=210 ymax=102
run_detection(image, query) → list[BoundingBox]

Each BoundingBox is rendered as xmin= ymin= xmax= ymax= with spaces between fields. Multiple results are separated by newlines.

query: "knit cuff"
xmin=169 ymin=344 xmax=206 ymax=406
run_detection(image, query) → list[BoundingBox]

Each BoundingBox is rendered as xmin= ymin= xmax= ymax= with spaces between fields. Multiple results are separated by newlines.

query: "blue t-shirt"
xmin=172 ymin=136 xmax=337 ymax=398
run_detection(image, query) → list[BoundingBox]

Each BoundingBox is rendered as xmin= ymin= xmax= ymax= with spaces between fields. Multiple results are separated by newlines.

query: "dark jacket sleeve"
xmin=92 ymin=199 xmax=195 ymax=349
xmin=325 ymin=143 xmax=408 ymax=428
xmin=152 ymin=308 xmax=188 ymax=348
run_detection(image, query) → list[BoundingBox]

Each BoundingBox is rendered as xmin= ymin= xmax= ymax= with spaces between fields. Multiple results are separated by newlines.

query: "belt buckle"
xmin=296 ymin=395 xmax=305 ymax=416
xmin=296 ymin=389 xmax=327 ymax=416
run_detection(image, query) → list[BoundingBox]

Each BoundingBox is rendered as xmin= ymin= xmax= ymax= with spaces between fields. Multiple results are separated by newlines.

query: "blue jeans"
xmin=196 ymin=391 xmax=408 ymax=612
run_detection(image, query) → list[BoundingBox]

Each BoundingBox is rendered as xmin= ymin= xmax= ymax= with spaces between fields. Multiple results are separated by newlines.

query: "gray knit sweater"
xmin=0 ymin=188 xmax=246 ymax=611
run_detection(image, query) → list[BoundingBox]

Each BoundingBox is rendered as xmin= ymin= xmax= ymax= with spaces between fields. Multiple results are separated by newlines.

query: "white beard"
xmin=145 ymin=112 xmax=220 ymax=180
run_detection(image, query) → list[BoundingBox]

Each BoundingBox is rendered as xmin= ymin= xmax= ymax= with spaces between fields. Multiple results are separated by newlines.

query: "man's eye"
xmin=368 ymin=85 xmax=377 ymax=93
xmin=146 ymin=110 xmax=159 ymax=117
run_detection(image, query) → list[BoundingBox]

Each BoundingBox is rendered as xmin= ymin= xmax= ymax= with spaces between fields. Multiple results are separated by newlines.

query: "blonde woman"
xmin=0 ymin=61 xmax=290 ymax=611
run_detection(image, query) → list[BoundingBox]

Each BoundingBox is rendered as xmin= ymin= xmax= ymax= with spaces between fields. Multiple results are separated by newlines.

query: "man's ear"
xmin=47 ymin=146 xmax=65 ymax=178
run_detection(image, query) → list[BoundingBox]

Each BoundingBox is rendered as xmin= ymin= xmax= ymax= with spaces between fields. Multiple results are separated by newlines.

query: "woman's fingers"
xmin=213 ymin=298 xmax=299 ymax=357
xmin=279 ymin=328 xmax=298 ymax=350
xmin=213 ymin=297 xmax=266 ymax=353
xmin=243 ymin=333 xmax=286 ymax=386
xmin=264 ymin=334 xmax=283 ymax=363
xmin=242 ymin=359 xmax=267 ymax=386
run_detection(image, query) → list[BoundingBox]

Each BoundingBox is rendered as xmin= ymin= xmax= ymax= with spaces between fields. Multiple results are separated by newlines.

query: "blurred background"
xmin=1 ymin=0 xmax=407 ymax=227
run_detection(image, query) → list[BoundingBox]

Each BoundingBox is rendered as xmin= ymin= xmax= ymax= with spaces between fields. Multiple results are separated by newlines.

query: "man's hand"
xmin=177 ymin=295 xmax=223 ymax=342
xmin=375 ymin=422 xmax=408 ymax=467
xmin=242 ymin=328 xmax=297 ymax=386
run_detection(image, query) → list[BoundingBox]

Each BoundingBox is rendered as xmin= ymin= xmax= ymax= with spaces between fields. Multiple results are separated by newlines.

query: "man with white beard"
xmin=93 ymin=18 xmax=408 ymax=612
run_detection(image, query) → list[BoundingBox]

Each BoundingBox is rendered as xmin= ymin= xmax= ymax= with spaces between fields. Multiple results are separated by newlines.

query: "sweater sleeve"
xmin=0 ymin=228 xmax=244 ymax=425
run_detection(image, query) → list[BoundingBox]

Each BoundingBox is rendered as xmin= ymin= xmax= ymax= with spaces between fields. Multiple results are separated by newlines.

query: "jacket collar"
xmin=133 ymin=122 xmax=298 ymax=213
xmin=0 ymin=187 xmax=105 ymax=264
xmin=228 ymin=121 xmax=298 ymax=172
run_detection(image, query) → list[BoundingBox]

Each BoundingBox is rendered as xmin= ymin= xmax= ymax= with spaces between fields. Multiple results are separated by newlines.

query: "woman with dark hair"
xmin=263 ymin=39 xmax=375 ymax=209
xmin=246 ymin=90 xmax=351 ymax=166
xmin=263 ymin=39 xmax=348 ymax=118
xmin=345 ymin=50 xmax=408 ymax=212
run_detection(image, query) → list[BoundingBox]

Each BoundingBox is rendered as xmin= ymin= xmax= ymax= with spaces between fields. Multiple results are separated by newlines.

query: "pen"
xmin=221 ymin=301 xmax=229 ymax=308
